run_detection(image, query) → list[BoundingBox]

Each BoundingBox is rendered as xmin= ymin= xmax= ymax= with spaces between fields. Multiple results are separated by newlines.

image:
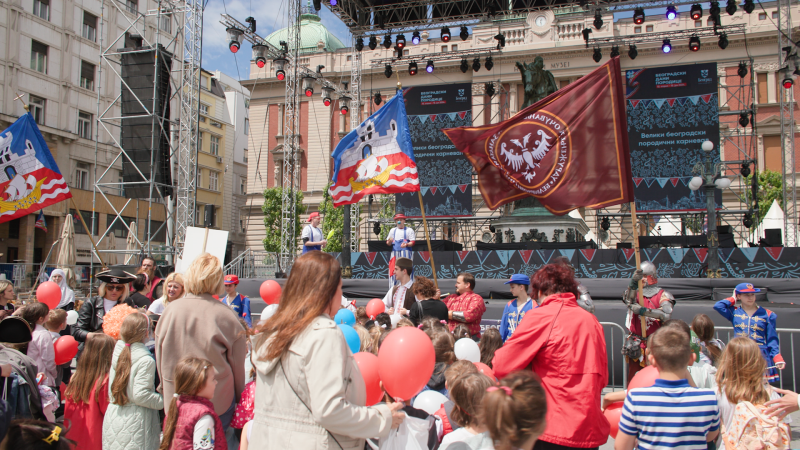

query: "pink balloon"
xmin=260 ymin=280 xmax=282 ymax=305
xmin=36 ymin=281 xmax=61 ymax=309
xmin=628 ymin=365 xmax=660 ymax=390
xmin=366 ymin=299 xmax=385 ymax=319
xmin=378 ymin=327 xmax=435 ymax=401
xmin=604 ymin=401 xmax=624 ymax=438
xmin=354 ymin=352 xmax=382 ymax=406
xmin=474 ymin=362 xmax=496 ymax=381
xmin=54 ymin=335 xmax=78 ymax=365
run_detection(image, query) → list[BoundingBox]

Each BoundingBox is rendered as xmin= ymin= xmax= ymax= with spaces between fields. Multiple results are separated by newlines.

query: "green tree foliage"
xmin=319 ymin=183 xmax=343 ymax=252
xmin=745 ymin=169 xmax=783 ymax=225
xmin=261 ymin=188 xmax=307 ymax=253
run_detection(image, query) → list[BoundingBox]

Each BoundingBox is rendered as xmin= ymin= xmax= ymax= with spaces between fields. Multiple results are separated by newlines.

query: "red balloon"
xmin=366 ymin=299 xmax=385 ymax=319
xmin=628 ymin=365 xmax=660 ymax=390
xmin=260 ymin=280 xmax=282 ymax=305
xmin=36 ymin=281 xmax=62 ymax=309
xmin=54 ymin=335 xmax=79 ymax=365
xmin=378 ymin=327 xmax=435 ymax=401
xmin=603 ymin=401 xmax=624 ymax=438
xmin=354 ymin=352 xmax=382 ymax=406
xmin=474 ymin=362 xmax=496 ymax=381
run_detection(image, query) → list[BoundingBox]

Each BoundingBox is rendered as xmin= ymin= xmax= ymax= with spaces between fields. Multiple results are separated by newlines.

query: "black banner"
xmin=396 ymin=84 xmax=473 ymax=217
xmin=626 ymin=63 xmax=720 ymax=212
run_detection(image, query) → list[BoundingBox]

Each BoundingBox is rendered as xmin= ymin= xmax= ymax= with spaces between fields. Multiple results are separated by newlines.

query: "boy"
xmin=616 ymin=326 xmax=719 ymax=450
xmin=44 ymin=309 xmax=67 ymax=339
xmin=499 ymin=274 xmax=535 ymax=342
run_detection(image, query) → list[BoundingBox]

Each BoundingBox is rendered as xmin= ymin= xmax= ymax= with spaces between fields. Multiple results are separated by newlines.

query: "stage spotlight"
xmin=742 ymin=213 xmax=753 ymax=228
xmin=426 ymin=60 xmax=435 ymax=73
xmin=628 ymin=44 xmax=638 ymax=60
xmin=783 ymin=74 xmax=794 ymax=89
xmin=594 ymin=10 xmax=603 ymax=29
xmin=689 ymin=35 xmax=700 ymax=52
xmin=382 ymin=34 xmax=392 ymax=49
xmin=582 ymin=28 xmax=592 ymax=47
xmin=396 ymin=34 xmax=406 ymax=49
xmin=666 ymin=5 xmax=677 ymax=20
xmin=710 ymin=1 xmax=721 ymax=17
xmin=472 ymin=58 xmax=481 ymax=72
xmin=601 ymin=217 xmax=611 ymax=231
xmin=592 ymin=47 xmax=602 ymax=63
xmin=384 ymin=64 xmax=393 ymax=78
xmin=273 ymin=57 xmax=288 ymax=80
xmin=302 ymin=76 xmax=315 ymax=97
xmin=743 ymin=0 xmax=755 ymax=14
xmin=610 ymin=46 xmax=620 ymax=58
xmin=441 ymin=26 xmax=451 ymax=42
xmin=718 ymin=33 xmax=729 ymax=49
xmin=339 ymin=97 xmax=350 ymax=115
xmin=485 ymin=56 xmax=494 ymax=70
xmin=355 ymin=37 xmax=363 ymax=51
xmin=374 ymin=92 xmax=382 ymax=106
xmin=738 ymin=112 xmax=749 ymax=127
xmin=252 ymin=44 xmax=267 ymax=68
xmin=494 ymin=33 xmax=506 ymax=49
xmin=738 ymin=61 xmax=748 ymax=78
xmin=725 ymin=0 xmax=737 ymax=15
xmin=740 ymin=162 xmax=751 ymax=177
xmin=460 ymin=58 xmax=469 ymax=73
xmin=460 ymin=26 xmax=469 ymax=41
xmin=408 ymin=61 xmax=418 ymax=76
xmin=226 ymin=27 xmax=243 ymax=53
xmin=368 ymin=36 xmax=378 ymax=50
xmin=690 ymin=4 xmax=702 ymax=20
xmin=373 ymin=222 xmax=381 ymax=236
xmin=485 ymin=82 xmax=495 ymax=97
xmin=662 ymin=39 xmax=672 ymax=53
xmin=633 ymin=8 xmax=645 ymax=24
xmin=322 ymin=87 xmax=334 ymax=107
xmin=412 ymin=31 xmax=420 ymax=45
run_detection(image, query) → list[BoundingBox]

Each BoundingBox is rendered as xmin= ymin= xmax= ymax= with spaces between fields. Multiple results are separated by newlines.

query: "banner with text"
xmin=396 ymin=84 xmax=473 ymax=217
xmin=626 ymin=63 xmax=719 ymax=212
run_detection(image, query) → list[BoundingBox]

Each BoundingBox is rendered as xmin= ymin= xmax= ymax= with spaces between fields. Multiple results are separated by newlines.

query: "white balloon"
xmin=454 ymin=338 xmax=481 ymax=363
xmin=390 ymin=313 xmax=401 ymax=328
xmin=413 ymin=390 xmax=449 ymax=416
xmin=66 ymin=310 xmax=79 ymax=326
xmin=260 ymin=304 xmax=279 ymax=322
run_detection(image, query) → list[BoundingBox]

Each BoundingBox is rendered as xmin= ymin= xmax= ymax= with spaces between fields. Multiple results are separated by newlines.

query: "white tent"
xmin=757 ymin=199 xmax=785 ymax=242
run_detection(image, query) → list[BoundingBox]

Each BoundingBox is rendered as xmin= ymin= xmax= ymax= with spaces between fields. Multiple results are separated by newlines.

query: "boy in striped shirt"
xmin=616 ymin=326 xmax=720 ymax=450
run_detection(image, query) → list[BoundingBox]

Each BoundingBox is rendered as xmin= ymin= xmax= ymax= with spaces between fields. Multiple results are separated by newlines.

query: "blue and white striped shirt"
xmin=619 ymin=378 xmax=720 ymax=449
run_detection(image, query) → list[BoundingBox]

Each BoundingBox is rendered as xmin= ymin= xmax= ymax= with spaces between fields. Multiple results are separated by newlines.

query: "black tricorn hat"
xmin=0 ymin=316 xmax=32 ymax=344
xmin=96 ymin=268 xmax=137 ymax=284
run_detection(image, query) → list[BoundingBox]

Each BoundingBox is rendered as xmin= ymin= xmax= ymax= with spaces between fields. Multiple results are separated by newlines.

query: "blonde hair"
xmin=716 ymin=337 xmax=771 ymax=405
xmin=0 ymin=280 xmax=13 ymax=296
xmin=183 ymin=253 xmax=223 ymax=296
xmin=110 ymin=313 xmax=150 ymax=405
xmin=162 ymin=272 xmax=185 ymax=306
xmin=353 ymin=323 xmax=371 ymax=353
xmin=98 ymin=282 xmax=130 ymax=303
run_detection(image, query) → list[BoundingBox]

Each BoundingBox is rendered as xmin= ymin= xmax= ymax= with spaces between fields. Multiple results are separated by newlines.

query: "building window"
xmin=198 ymin=169 xmax=203 ymax=189
xmin=210 ymin=135 xmax=220 ymax=156
xmin=159 ymin=15 xmax=171 ymax=33
xmin=403 ymin=49 xmax=409 ymax=55
xmin=125 ymin=0 xmax=137 ymax=14
xmin=31 ymin=40 xmax=48 ymax=73
xmin=107 ymin=215 xmax=136 ymax=238
xmin=198 ymin=132 xmax=203 ymax=151
xmin=346 ymin=55 xmax=352 ymax=61
xmin=694 ymin=20 xmax=702 ymax=27
xmin=757 ymin=72 xmax=768 ymax=104
xmin=33 ymin=0 xmax=49 ymax=20
xmin=758 ymin=12 xmax=766 ymax=20
xmin=78 ymin=111 xmax=92 ymax=139
xmin=240 ymin=177 xmax=246 ymax=194
xmin=80 ymin=60 xmax=95 ymax=90
xmin=244 ymin=99 xmax=250 ymax=109
xmin=243 ymin=149 xmax=248 ymax=163
xmin=634 ymin=26 xmax=641 ymax=33
xmin=199 ymin=103 xmax=209 ymax=115
xmin=29 ymin=95 xmax=45 ymax=124
xmin=244 ymin=118 xmax=249 ymax=135
xmin=82 ymin=11 xmax=97 ymax=41
xmin=441 ymin=45 xmax=448 ymax=52
xmin=645 ymin=25 xmax=654 ymax=32
xmin=763 ymin=135 xmax=782 ymax=171
xmin=118 ymin=170 xmax=125 ymax=196
xmin=75 ymin=162 xmax=90 ymax=189
xmin=70 ymin=209 xmax=98 ymax=235
xmin=772 ymin=11 xmax=778 ymax=19
xmin=209 ymin=171 xmax=219 ymax=191
xmin=451 ymin=44 xmax=458 ymax=51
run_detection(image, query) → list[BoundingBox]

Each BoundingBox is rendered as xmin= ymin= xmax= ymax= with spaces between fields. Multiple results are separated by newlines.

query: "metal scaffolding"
xmin=349 ymin=36 xmax=362 ymax=253
xmin=778 ymin=0 xmax=797 ymax=247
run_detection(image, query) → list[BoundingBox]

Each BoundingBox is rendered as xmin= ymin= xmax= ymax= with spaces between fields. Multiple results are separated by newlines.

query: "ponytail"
xmin=158 ymin=396 xmax=179 ymax=450
xmin=691 ymin=313 xmax=722 ymax=365
xmin=158 ymin=356 xmax=213 ymax=450
xmin=109 ymin=313 xmax=150 ymax=406
xmin=482 ymin=371 xmax=547 ymax=450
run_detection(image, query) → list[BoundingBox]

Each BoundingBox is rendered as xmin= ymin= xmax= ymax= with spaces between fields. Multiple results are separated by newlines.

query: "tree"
xmin=261 ymin=188 xmax=307 ymax=253
xmin=319 ymin=182 xmax=361 ymax=252
xmin=746 ymin=169 xmax=782 ymax=226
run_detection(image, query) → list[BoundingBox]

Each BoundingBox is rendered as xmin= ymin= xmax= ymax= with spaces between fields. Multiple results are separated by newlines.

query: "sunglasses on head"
xmin=106 ymin=285 xmax=125 ymax=292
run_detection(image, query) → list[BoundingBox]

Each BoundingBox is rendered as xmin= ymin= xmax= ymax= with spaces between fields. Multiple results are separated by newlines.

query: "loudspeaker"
xmin=764 ymin=229 xmax=783 ymax=247
xmin=617 ymin=242 xmax=632 ymax=249
xmin=204 ymin=204 xmax=215 ymax=228
xmin=718 ymin=225 xmax=732 ymax=235
xmin=120 ymin=44 xmax=173 ymax=198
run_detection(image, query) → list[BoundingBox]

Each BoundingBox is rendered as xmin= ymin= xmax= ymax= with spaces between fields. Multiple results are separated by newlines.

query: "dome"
xmin=264 ymin=10 xmax=346 ymax=54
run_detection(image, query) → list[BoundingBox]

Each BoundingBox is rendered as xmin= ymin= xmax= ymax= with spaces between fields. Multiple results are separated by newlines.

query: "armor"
xmin=577 ymin=284 xmax=595 ymax=314
xmin=451 ymin=311 xmax=467 ymax=322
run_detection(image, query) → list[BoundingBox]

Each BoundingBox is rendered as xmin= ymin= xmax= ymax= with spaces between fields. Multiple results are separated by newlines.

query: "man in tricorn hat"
xmin=386 ymin=213 xmax=416 ymax=285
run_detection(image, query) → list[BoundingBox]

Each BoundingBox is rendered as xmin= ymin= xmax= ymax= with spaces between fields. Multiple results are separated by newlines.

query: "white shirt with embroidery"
xmin=193 ymin=414 xmax=215 ymax=449
xmin=382 ymin=279 xmax=414 ymax=310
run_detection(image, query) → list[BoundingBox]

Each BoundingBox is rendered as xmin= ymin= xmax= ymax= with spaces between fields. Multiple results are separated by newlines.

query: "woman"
xmin=49 ymin=269 xmax=75 ymax=311
xmin=250 ymin=252 xmax=404 ymax=449
xmin=128 ymin=274 xmax=151 ymax=309
xmin=72 ymin=268 xmax=136 ymax=347
xmin=0 ymin=280 xmax=16 ymax=320
xmin=147 ymin=272 xmax=184 ymax=315
xmin=407 ymin=276 xmax=449 ymax=326
xmin=493 ymin=263 xmax=609 ymax=450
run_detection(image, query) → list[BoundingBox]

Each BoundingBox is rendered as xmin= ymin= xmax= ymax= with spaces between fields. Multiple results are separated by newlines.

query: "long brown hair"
xmin=254 ymin=252 xmax=341 ymax=361
xmin=691 ymin=313 xmax=722 ymax=365
xmin=159 ymin=357 xmax=213 ymax=450
xmin=716 ymin=337 xmax=771 ymax=405
xmin=479 ymin=327 xmax=503 ymax=368
xmin=431 ymin=330 xmax=456 ymax=364
xmin=110 ymin=313 xmax=150 ymax=406
xmin=65 ymin=333 xmax=115 ymax=404
xmin=483 ymin=371 xmax=548 ymax=450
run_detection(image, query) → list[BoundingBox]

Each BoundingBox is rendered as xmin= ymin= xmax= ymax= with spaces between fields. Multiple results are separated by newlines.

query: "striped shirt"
xmin=619 ymin=379 xmax=720 ymax=449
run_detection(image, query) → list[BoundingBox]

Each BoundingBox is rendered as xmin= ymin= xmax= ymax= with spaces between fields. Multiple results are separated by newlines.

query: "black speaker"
xmin=617 ymin=242 xmax=632 ymax=249
xmin=204 ymin=204 xmax=215 ymax=228
xmin=718 ymin=225 xmax=732 ymax=235
xmin=120 ymin=44 xmax=173 ymax=198
xmin=764 ymin=229 xmax=783 ymax=247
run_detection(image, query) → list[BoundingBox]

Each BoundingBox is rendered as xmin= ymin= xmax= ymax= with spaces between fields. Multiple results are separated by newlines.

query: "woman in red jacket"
xmin=492 ymin=264 xmax=609 ymax=450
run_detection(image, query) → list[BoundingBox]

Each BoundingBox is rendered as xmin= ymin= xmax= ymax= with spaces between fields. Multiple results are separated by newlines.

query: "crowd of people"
xmin=0 ymin=249 xmax=794 ymax=450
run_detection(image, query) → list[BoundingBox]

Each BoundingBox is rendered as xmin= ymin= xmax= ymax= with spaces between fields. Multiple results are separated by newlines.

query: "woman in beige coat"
xmin=250 ymin=252 xmax=405 ymax=449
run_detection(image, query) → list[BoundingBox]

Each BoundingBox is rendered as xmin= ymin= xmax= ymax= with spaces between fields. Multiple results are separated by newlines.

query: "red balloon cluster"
xmin=260 ymin=280 xmax=282 ymax=305
xmin=353 ymin=352 xmax=382 ymax=406
xmin=54 ymin=336 xmax=79 ymax=365
xmin=366 ymin=299 xmax=384 ymax=319
xmin=378 ymin=327 xmax=435 ymax=401
xmin=36 ymin=282 xmax=62 ymax=309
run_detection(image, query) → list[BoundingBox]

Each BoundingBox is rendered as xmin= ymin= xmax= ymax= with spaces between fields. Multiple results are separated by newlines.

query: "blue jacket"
xmin=499 ymin=298 xmax=534 ymax=342
xmin=223 ymin=293 xmax=252 ymax=327
xmin=713 ymin=297 xmax=782 ymax=363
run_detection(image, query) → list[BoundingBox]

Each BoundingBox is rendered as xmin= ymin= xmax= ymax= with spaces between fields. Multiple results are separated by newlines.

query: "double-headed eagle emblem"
xmin=500 ymin=129 xmax=553 ymax=182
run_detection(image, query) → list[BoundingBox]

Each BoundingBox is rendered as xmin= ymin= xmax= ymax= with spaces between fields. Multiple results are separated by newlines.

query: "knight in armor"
xmin=553 ymin=256 xmax=594 ymax=313
xmin=622 ymin=261 xmax=675 ymax=380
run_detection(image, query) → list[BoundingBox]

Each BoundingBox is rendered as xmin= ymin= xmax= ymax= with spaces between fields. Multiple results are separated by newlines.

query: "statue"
xmin=516 ymin=56 xmax=558 ymax=109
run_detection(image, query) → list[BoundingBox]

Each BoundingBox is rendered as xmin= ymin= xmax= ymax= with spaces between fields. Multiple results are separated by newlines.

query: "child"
xmin=64 ymin=332 xmax=115 ymax=450
xmin=44 ymin=309 xmax=68 ymax=386
xmin=2 ymin=419 xmax=75 ymax=450
xmin=159 ymin=356 xmax=224 ymax=450
xmin=353 ymin=323 xmax=372 ymax=353
xmin=435 ymin=361 xmax=479 ymax=441
xmin=440 ymin=372 xmax=495 ymax=449
xmin=478 ymin=328 xmax=502 ymax=369
xmin=616 ymin=326 xmax=720 ymax=450
xmin=483 ymin=371 xmax=548 ymax=450
xmin=355 ymin=306 xmax=369 ymax=326
xmin=428 ymin=330 xmax=456 ymax=395
xmin=713 ymin=283 xmax=783 ymax=382
xmin=419 ymin=316 xmax=448 ymax=338
xmin=452 ymin=324 xmax=470 ymax=341
xmin=103 ymin=313 xmax=163 ymax=450
xmin=396 ymin=317 xmax=415 ymax=328
xmin=367 ymin=324 xmax=382 ymax=355
xmin=22 ymin=303 xmax=56 ymax=387
xmin=691 ymin=313 xmax=724 ymax=367
xmin=231 ymin=368 xmax=255 ymax=444
xmin=375 ymin=312 xmax=392 ymax=329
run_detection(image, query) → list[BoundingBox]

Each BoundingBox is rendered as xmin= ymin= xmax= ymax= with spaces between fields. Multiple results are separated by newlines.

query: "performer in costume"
xmin=301 ymin=212 xmax=327 ymax=254
xmin=714 ymin=282 xmax=784 ymax=382
xmin=222 ymin=274 xmax=252 ymax=327
xmin=381 ymin=257 xmax=415 ymax=316
xmin=499 ymin=274 xmax=535 ymax=342
xmin=621 ymin=261 xmax=675 ymax=381
xmin=553 ymin=256 xmax=595 ymax=313
xmin=386 ymin=213 xmax=415 ymax=284
xmin=443 ymin=272 xmax=486 ymax=339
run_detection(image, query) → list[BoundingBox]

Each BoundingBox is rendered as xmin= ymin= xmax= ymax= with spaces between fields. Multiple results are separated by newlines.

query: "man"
xmin=222 ymin=274 xmax=252 ymax=327
xmin=442 ymin=273 xmax=486 ymax=339
xmin=301 ymin=212 xmax=327 ymax=254
xmin=499 ymin=274 xmax=535 ymax=342
xmin=553 ymin=256 xmax=595 ymax=313
xmin=381 ymin=257 xmax=415 ymax=316
xmin=622 ymin=261 xmax=675 ymax=380
xmin=386 ymin=213 xmax=415 ymax=284
xmin=137 ymin=256 xmax=163 ymax=302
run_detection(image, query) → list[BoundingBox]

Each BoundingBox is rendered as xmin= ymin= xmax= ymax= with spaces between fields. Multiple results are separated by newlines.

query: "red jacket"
xmin=493 ymin=292 xmax=609 ymax=448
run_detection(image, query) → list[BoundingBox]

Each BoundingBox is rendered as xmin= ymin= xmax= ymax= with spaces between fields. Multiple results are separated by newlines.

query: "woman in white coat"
xmin=250 ymin=252 xmax=405 ymax=449
xmin=49 ymin=268 xmax=75 ymax=311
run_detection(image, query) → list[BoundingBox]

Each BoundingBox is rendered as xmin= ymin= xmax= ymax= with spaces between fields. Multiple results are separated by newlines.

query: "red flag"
xmin=443 ymin=57 xmax=634 ymax=215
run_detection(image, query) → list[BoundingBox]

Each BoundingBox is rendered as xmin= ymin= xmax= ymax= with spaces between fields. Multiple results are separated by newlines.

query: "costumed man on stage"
xmin=622 ymin=261 xmax=675 ymax=380
xmin=554 ymin=256 xmax=595 ymax=313
xmin=381 ymin=257 xmax=416 ymax=316
xmin=301 ymin=212 xmax=327 ymax=254
xmin=222 ymin=274 xmax=252 ymax=327
xmin=443 ymin=272 xmax=486 ymax=339
xmin=386 ymin=213 xmax=415 ymax=284
xmin=499 ymin=274 xmax=535 ymax=342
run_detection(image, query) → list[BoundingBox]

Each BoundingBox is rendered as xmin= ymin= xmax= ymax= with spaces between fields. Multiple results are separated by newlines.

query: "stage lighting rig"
xmin=412 ymin=31 xmax=421 ymax=45
xmin=690 ymin=4 xmax=702 ymax=20
xmin=495 ymin=33 xmax=505 ymax=50
xmin=725 ymin=0 xmax=736 ymax=15
xmin=594 ymin=10 xmax=603 ymax=29
xmin=738 ymin=112 xmax=749 ymax=127
xmin=472 ymin=58 xmax=481 ymax=72
xmin=441 ymin=27 xmax=451 ymax=42
xmin=610 ymin=46 xmax=620 ymax=58
xmin=460 ymin=26 xmax=469 ymax=41
xmin=601 ymin=217 xmax=611 ymax=231
xmin=662 ymin=39 xmax=672 ymax=53
xmin=485 ymin=83 xmax=495 ymax=97
xmin=689 ymin=35 xmax=700 ymax=51
xmin=374 ymin=92 xmax=382 ymax=106
xmin=355 ymin=37 xmax=363 ymax=51
xmin=710 ymin=2 xmax=721 ymax=25
xmin=426 ymin=60 xmax=435 ymax=73
xmin=740 ymin=162 xmax=751 ymax=177
xmin=339 ymin=97 xmax=350 ymax=115
xmin=485 ymin=56 xmax=494 ymax=70
xmin=592 ymin=48 xmax=602 ymax=62
xmin=226 ymin=27 xmax=244 ymax=53
xmin=718 ymin=33 xmax=728 ymax=49
xmin=273 ymin=56 xmax=288 ymax=80
xmin=302 ymin=76 xmax=315 ymax=97
xmin=252 ymin=44 xmax=267 ymax=68
xmin=409 ymin=61 xmax=418 ymax=75
xmin=384 ymin=64 xmax=393 ymax=78
xmin=738 ymin=62 xmax=748 ymax=78
xmin=396 ymin=34 xmax=406 ymax=49
xmin=322 ymin=87 xmax=334 ymax=106
xmin=582 ymin=28 xmax=592 ymax=47
xmin=628 ymin=45 xmax=638 ymax=60
xmin=382 ymin=34 xmax=392 ymax=49
xmin=742 ymin=213 xmax=753 ymax=228
xmin=633 ymin=8 xmax=645 ymax=24
xmin=743 ymin=0 xmax=755 ymax=14
xmin=460 ymin=58 xmax=469 ymax=73
xmin=666 ymin=5 xmax=677 ymax=20
xmin=369 ymin=36 xmax=378 ymax=50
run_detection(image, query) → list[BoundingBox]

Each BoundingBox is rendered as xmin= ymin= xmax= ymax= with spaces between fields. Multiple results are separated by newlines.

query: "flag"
xmin=329 ymin=91 xmax=419 ymax=206
xmin=0 ymin=114 xmax=72 ymax=223
xmin=35 ymin=210 xmax=47 ymax=232
xmin=443 ymin=57 xmax=634 ymax=215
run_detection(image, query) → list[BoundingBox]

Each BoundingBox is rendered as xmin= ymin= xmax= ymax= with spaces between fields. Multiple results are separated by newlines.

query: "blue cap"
xmin=735 ymin=282 xmax=761 ymax=294
xmin=504 ymin=274 xmax=530 ymax=286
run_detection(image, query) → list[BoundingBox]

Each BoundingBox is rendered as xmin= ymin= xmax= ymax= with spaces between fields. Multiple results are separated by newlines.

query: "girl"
xmin=478 ymin=328 xmax=502 ymax=369
xmin=691 ymin=313 xmax=724 ymax=366
xmin=453 ymin=324 xmax=470 ymax=341
xmin=48 ymin=269 xmax=75 ymax=311
xmin=231 ymin=366 xmax=255 ymax=443
xmin=0 ymin=419 xmax=75 ymax=450
xmin=428 ymin=330 xmax=456 ymax=395
xmin=713 ymin=282 xmax=783 ymax=382
xmin=64 ymin=333 xmax=115 ymax=450
xmin=159 ymin=357 xmax=224 ymax=450
xmin=148 ymin=272 xmax=185 ymax=315
xmin=22 ymin=303 xmax=56 ymax=386
xmin=482 ymin=371 xmax=548 ymax=450
xmin=129 ymin=274 xmax=152 ymax=309
xmin=353 ymin=323 xmax=372 ymax=353
xmin=367 ymin=324 xmax=382 ymax=355
xmin=103 ymin=313 xmax=163 ymax=450
xmin=440 ymin=373 xmax=495 ymax=449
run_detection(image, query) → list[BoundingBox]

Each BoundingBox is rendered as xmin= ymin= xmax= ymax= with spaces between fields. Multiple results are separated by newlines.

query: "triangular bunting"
xmin=420 ymin=186 xmax=429 ymax=196
xmin=643 ymin=248 xmax=662 ymax=262
xmin=447 ymin=112 xmax=458 ymax=120
xmin=764 ymin=247 xmax=784 ymax=261
xmin=670 ymin=178 xmax=679 ymax=187
xmin=580 ymin=249 xmax=596 ymax=262
xmin=718 ymin=247 xmax=735 ymax=263
xmin=700 ymin=94 xmax=713 ymax=103
xmin=693 ymin=248 xmax=708 ymax=264
xmin=667 ymin=98 xmax=677 ymax=107
xmin=633 ymin=178 xmax=644 ymax=187
xmin=644 ymin=178 xmax=657 ymax=187
xmin=621 ymin=248 xmax=636 ymax=262
xmin=653 ymin=99 xmax=666 ymax=109
xmin=458 ymin=184 xmax=467 ymax=193
xmin=429 ymin=114 xmax=437 ymax=122
xmin=456 ymin=251 xmax=471 ymax=264
xmin=448 ymin=185 xmax=457 ymax=194
xmin=537 ymin=249 xmax=555 ymax=264
xmin=365 ymin=252 xmax=378 ymax=265
xmin=688 ymin=95 xmax=700 ymax=105
xmin=476 ymin=251 xmax=493 ymax=265
xmin=418 ymin=251 xmax=431 ymax=263
xmin=666 ymin=248 xmax=688 ymax=264
xmin=656 ymin=178 xmax=669 ymax=188
xmin=559 ymin=249 xmax=575 ymax=261
xmin=458 ymin=110 xmax=468 ymax=119
xmin=739 ymin=248 xmax=758 ymax=262
xmin=430 ymin=187 xmax=438 ymax=195
xmin=497 ymin=251 xmax=512 ymax=267
xmin=519 ymin=250 xmax=534 ymax=265
xmin=630 ymin=99 xmax=641 ymax=108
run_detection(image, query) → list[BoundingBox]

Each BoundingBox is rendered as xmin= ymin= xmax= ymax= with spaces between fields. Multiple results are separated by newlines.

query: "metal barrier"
xmin=715 ymin=327 xmax=799 ymax=393
xmin=224 ymin=248 xmax=278 ymax=279
xmin=601 ymin=322 xmax=629 ymax=391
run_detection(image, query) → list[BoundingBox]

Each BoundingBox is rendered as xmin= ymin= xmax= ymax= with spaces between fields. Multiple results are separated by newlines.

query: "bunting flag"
xmin=34 ymin=210 xmax=47 ymax=232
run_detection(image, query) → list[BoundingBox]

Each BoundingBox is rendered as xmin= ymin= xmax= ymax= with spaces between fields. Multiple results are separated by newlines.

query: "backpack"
xmin=722 ymin=401 xmax=791 ymax=450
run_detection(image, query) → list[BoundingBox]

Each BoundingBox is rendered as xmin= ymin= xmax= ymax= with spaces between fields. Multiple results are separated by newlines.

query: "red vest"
xmin=168 ymin=395 xmax=226 ymax=450
xmin=629 ymin=289 xmax=664 ymax=339
xmin=146 ymin=277 xmax=162 ymax=302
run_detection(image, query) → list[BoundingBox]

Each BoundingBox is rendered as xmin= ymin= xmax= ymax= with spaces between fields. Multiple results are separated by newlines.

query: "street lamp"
xmin=688 ymin=140 xmax=728 ymax=278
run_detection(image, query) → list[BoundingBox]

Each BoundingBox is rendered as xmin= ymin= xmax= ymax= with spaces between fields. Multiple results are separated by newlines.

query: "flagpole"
xmin=70 ymin=197 xmax=107 ymax=270
xmin=417 ymin=191 xmax=438 ymax=290
xmin=630 ymin=201 xmax=648 ymax=338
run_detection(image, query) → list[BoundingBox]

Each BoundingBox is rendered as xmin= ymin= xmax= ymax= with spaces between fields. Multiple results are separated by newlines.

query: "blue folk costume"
xmin=224 ymin=293 xmax=252 ymax=327
xmin=499 ymin=298 xmax=534 ymax=342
